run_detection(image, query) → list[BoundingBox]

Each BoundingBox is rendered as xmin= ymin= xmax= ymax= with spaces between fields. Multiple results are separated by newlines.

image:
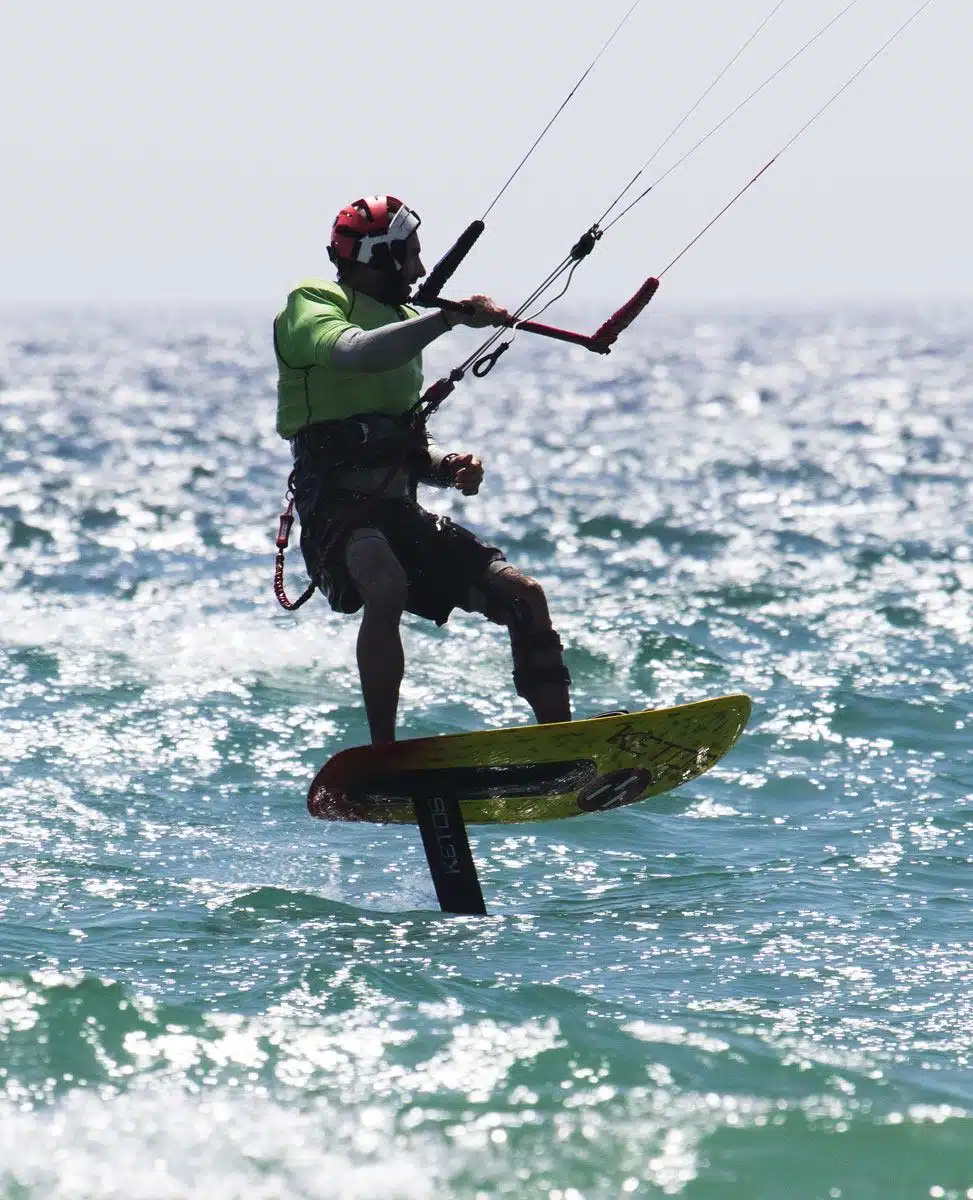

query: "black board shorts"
xmin=297 ymin=490 xmax=505 ymax=626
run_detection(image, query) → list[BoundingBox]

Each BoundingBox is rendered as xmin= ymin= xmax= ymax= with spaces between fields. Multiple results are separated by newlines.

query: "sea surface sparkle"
xmin=1 ymin=306 xmax=971 ymax=1198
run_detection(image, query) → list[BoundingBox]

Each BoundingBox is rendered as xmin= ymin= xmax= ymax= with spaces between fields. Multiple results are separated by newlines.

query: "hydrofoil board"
xmin=307 ymin=694 xmax=750 ymax=914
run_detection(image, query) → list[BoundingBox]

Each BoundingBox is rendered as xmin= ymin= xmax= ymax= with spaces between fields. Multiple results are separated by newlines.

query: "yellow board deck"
xmin=307 ymin=694 xmax=751 ymax=825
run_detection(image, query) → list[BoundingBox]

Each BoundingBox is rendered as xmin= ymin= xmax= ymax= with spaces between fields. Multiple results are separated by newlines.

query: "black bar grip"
xmin=413 ymin=220 xmax=485 ymax=305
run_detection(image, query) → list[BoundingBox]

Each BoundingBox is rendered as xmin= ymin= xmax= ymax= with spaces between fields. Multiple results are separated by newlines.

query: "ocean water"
xmin=1 ymin=303 xmax=971 ymax=1199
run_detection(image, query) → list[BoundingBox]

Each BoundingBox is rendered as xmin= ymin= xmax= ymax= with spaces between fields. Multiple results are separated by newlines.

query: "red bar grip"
xmin=592 ymin=277 xmax=659 ymax=348
xmin=513 ymin=320 xmax=603 ymax=351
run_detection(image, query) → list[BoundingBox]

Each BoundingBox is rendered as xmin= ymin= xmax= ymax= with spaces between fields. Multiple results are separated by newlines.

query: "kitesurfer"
xmin=274 ymin=195 xmax=572 ymax=744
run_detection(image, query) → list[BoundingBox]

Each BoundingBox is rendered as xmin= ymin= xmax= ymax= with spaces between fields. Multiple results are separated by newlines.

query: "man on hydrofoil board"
xmin=274 ymin=195 xmax=572 ymax=744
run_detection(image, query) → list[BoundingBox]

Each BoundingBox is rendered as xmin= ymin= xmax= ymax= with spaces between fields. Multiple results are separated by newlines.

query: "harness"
xmin=274 ymin=412 xmax=430 ymax=611
xmin=290 ymin=412 xmax=429 ymax=473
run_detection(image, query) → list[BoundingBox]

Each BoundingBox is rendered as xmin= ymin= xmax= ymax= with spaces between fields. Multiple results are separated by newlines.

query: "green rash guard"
xmin=274 ymin=279 xmax=423 ymax=438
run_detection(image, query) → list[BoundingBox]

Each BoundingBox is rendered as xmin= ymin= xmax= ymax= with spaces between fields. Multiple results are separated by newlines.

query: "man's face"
xmin=344 ymin=229 xmax=425 ymax=305
xmin=400 ymin=233 xmax=425 ymax=289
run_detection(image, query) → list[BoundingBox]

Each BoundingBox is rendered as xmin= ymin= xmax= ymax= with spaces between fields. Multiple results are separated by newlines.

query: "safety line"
xmin=481 ymin=0 xmax=644 ymax=220
xmin=604 ymin=0 xmax=866 ymax=232
xmin=598 ymin=0 xmax=790 ymax=225
xmin=659 ymin=0 xmax=939 ymax=277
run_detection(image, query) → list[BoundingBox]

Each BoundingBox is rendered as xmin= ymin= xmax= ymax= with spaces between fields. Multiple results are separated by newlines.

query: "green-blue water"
xmin=1 ymin=308 xmax=971 ymax=1197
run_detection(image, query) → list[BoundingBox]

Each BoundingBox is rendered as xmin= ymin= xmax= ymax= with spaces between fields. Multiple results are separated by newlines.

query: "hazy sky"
xmin=0 ymin=0 xmax=967 ymax=311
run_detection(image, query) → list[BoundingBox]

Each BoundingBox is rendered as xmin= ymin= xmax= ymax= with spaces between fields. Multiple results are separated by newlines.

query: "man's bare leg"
xmin=345 ymin=530 xmax=408 ymax=745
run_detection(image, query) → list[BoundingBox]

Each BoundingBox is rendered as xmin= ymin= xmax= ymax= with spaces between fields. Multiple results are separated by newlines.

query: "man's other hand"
xmin=448 ymin=452 xmax=484 ymax=495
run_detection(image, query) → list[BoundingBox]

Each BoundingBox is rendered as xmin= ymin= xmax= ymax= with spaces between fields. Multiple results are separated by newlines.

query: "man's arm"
xmin=332 ymin=310 xmax=455 ymax=372
xmin=332 ymin=294 xmax=508 ymax=373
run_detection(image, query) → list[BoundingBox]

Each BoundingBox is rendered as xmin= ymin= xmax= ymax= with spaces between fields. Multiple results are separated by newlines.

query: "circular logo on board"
xmin=576 ymin=768 xmax=654 ymax=813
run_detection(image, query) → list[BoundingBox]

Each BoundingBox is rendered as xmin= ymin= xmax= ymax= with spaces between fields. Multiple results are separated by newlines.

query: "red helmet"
xmin=328 ymin=195 xmax=421 ymax=273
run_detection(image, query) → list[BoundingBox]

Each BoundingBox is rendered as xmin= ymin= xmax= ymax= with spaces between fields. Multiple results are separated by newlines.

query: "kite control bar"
xmin=411 ymin=273 xmax=660 ymax=424
xmin=414 ymin=215 xmax=659 ymax=355
xmin=432 ymin=275 xmax=660 ymax=354
xmin=409 ymin=215 xmax=659 ymax=424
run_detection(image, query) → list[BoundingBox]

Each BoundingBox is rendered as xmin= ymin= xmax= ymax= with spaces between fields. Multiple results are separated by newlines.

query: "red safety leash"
xmin=274 ymin=491 xmax=316 ymax=611
xmin=273 ymin=440 xmax=426 ymax=613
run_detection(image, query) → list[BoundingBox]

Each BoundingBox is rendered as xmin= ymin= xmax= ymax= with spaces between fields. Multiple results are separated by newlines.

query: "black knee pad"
xmin=477 ymin=569 xmax=571 ymax=697
xmin=511 ymin=628 xmax=572 ymax=699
